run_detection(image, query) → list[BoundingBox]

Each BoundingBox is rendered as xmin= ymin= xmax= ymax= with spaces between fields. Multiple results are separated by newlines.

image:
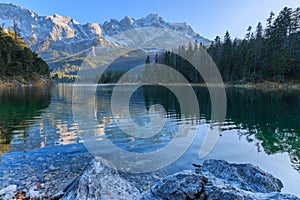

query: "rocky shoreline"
xmin=1 ymin=158 xmax=299 ymax=200
xmin=225 ymin=81 xmax=300 ymax=90
xmin=0 ymin=76 xmax=52 ymax=88
xmin=156 ymin=81 xmax=300 ymax=90
xmin=1 ymin=79 xmax=299 ymax=90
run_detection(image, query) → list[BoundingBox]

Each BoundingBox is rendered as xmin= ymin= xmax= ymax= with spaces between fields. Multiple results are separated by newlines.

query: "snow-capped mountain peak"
xmin=143 ymin=13 xmax=162 ymax=22
xmin=101 ymin=14 xmax=210 ymax=46
xmin=0 ymin=3 xmax=210 ymax=69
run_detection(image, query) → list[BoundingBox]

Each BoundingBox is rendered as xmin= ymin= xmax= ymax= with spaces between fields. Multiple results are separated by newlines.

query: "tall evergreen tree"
xmin=145 ymin=55 xmax=151 ymax=64
xmin=153 ymin=6 xmax=300 ymax=83
xmin=219 ymin=31 xmax=233 ymax=81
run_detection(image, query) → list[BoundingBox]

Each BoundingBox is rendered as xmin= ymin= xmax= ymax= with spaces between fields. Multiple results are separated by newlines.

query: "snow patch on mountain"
xmin=101 ymin=14 xmax=210 ymax=46
xmin=0 ymin=3 xmax=210 ymax=69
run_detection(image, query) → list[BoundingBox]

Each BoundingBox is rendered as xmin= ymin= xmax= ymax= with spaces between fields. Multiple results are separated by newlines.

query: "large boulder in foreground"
xmin=1 ymin=158 xmax=298 ymax=199
xmin=61 ymin=156 xmax=140 ymax=200
xmin=198 ymin=159 xmax=283 ymax=193
xmin=59 ymin=158 xmax=299 ymax=200
xmin=140 ymin=159 xmax=299 ymax=200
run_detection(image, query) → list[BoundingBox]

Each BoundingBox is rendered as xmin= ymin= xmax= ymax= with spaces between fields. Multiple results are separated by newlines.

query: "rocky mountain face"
xmin=0 ymin=3 xmax=210 ymax=70
xmin=0 ymin=3 xmax=108 ymax=67
xmin=102 ymin=14 xmax=210 ymax=45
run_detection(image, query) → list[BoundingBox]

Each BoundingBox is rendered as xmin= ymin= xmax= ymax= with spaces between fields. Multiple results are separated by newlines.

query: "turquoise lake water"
xmin=0 ymin=84 xmax=299 ymax=196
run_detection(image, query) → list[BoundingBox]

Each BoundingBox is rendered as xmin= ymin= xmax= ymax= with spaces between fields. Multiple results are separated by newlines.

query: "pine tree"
xmin=253 ymin=22 xmax=263 ymax=79
xmin=13 ymin=18 xmax=21 ymax=40
xmin=145 ymin=55 xmax=150 ymax=64
xmin=245 ymin=26 xmax=252 ymax=40
xmin=155 ymin=53 xmax=158 ymax=63
xmin=219 ymin=31 xmax=233 ymax=81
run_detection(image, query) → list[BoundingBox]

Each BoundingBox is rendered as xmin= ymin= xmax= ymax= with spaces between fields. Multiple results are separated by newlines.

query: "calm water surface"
xmin=0 ymin=84 xmax=299 ymax=196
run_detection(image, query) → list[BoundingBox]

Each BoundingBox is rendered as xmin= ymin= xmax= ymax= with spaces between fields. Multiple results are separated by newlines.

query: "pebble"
xmin=29 ymin=186 xmax=40 ymax=199
xmin=0 ymin=185 xmax=18 ymax=200
xmin=36 ymin=157 xmax=45 ymax=162
xmin=49 ymin=165 xmax=56 ymax=170
xmin=153 ymin=175 xmax=160 ymax=180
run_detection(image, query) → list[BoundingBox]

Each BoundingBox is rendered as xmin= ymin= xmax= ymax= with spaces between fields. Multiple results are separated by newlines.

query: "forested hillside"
xmin=0 ymin=26 xmax=49 ymax=80
xmin=158 ymin=7 xmax=300 ymax=83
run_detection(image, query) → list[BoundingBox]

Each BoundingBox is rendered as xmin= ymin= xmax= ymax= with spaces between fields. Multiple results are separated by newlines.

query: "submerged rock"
xmin=0 ymin=185 xmax=49 ymax=200
xmin=61 ymin=156 xmax=140 ymax=200
xmin=139 ymin=159 xmax=299 ymax=200
xmin=28 ymin=185 xmax=41 ymax=199
xmin=0 ymin=185 xmax=17 ymax=199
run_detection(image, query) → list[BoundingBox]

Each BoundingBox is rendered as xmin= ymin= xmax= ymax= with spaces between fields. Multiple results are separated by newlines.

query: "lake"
xmin=0 ymin=84 xmax=299 ymax=197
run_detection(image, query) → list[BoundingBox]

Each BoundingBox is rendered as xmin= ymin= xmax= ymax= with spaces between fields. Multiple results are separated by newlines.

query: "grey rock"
xmin=61 ymin=156 xmax=140 ymax=200
xmin=49 ymin=165 xmax=56 ymax=171
xmin=139 ymin=160 xmax=299 ymax=200
xmin=200 ymin=159 xmax=283 ymax=193
xmin=0 ymin=185 xmax=17 ymax=199
xmin=29 ymin=185 xmax=41 ymax=199
xmin=139 ymin=171 xmax=207 ymax=200
xmin=251 ymin=193 xmax=300 ymax=200
xmin=0 ymin=185 xmax=17 ymax=196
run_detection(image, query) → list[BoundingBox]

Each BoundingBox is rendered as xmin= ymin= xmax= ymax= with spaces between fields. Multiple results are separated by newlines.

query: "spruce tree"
xmin=145 ymin=55 xmax=150 ymax=64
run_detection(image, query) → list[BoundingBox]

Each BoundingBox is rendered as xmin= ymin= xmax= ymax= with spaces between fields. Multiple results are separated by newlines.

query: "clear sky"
xmin=1 ymin=0 xmax=299 ymax=40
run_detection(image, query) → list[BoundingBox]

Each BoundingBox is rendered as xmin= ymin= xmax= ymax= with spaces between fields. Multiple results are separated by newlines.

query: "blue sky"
xmin=1 ymin=0 xmax=299 ymax=40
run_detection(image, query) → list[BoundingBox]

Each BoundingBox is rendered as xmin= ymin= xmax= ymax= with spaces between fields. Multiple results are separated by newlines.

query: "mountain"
xmin=102 ymin=14 xmax=210 ymax=45
xmin=0 ymin=3 xmax=109 ymax=68
xmin=0 ymin=3 xmax=211 ymax=78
